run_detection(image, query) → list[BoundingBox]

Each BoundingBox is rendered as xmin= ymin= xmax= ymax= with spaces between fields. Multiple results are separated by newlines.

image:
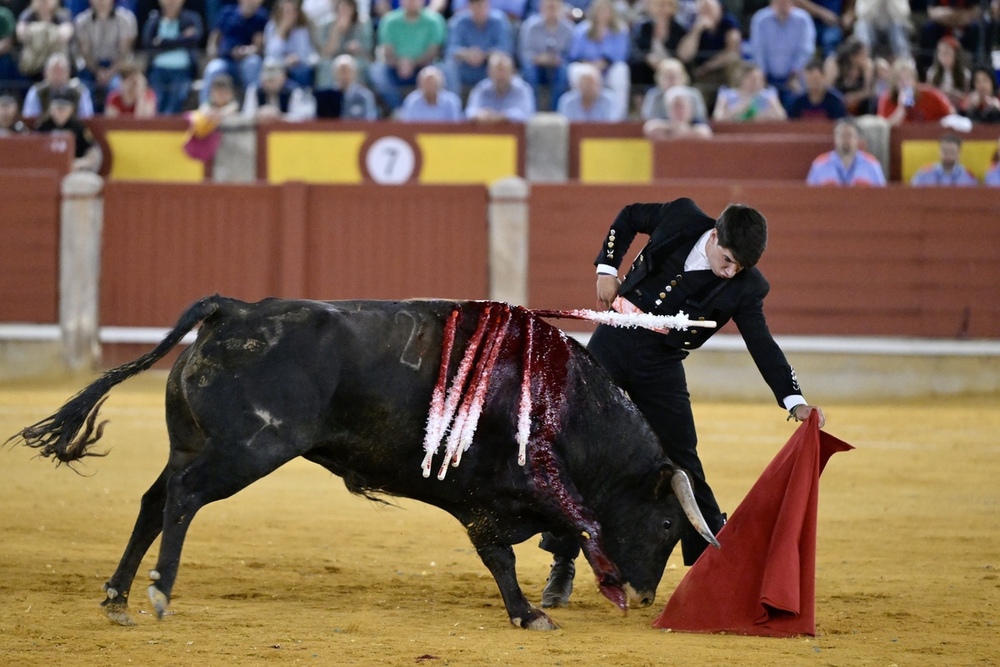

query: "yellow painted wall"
xmin=106 ymin=131 xmax=204 ymax=182
xmin=267 ymin=132 xmax=367 ymax=183
xmin=414 ymin=134 xmax=518 ymax=184
xmin=579 ymin=138 xmax=652 ymax=183
xmin=902 ymin=139 xmax=998 ymax=183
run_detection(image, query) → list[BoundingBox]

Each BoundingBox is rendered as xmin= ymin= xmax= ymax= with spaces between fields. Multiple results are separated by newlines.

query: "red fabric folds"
xmin=653 ymin=412 xmax=853 ymax=637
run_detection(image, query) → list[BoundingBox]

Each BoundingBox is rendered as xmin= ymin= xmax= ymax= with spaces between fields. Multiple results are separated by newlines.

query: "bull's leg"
xmin=473 ymin=542 xmax=559 ymax=630
xmin=147 ymin=436 xmax=300 ymax=619
xmin=100 ymin=466 xmax=171 ymax=626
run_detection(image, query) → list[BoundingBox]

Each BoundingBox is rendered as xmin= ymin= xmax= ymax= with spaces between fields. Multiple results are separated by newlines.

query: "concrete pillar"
xmin=59 ymin=171 xmax=104 ymax=371
xmin=525 ymin=112 xmax=569 ymax=182
xmin=488 ymin=177 xmax=531 ymax=306
xmin=212 ymin=116 xmax=257 ymax=183
xmin=856 ymin=115 xmax=892 ymax=179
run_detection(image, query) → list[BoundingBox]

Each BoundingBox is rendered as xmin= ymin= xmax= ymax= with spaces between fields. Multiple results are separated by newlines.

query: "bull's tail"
xmin=7 ymin=295 xmax=223 ymax=466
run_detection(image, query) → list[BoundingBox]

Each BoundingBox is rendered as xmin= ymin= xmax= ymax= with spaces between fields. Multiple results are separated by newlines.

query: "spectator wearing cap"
xmin=34 ymin=89 xmax=102 ymax=171
xmin=806 ymin=118 xmax=886 ymax=186
xmin=21 ymin=51 xmax=94 ymax=118
xmin=556 ymin=62 xmax=616 ymax=121
xmin=73 ymin=0 xmax=138 ymax=113
xmin=399 ymin=64 xmax=463 ymax=121
xmin=910 ymin=133 xmax=979 ymax=186
xmin=142 ymin=0 xmax=204 ymax=115
xmin=787 ymin=58 xmax=845 ymax=119
xmin=202 ymin=0 xmax=268 ymax=104
xmin=0 ymin=90 xmax=28 ymax=134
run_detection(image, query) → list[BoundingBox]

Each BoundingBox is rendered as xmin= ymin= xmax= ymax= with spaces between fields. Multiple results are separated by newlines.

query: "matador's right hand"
xmin=596 ymin=274 xmax=621 ymax=311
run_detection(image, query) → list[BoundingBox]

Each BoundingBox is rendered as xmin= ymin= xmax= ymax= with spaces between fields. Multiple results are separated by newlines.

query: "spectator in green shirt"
xmin=368 ymin=0 xmax=445 ymax=112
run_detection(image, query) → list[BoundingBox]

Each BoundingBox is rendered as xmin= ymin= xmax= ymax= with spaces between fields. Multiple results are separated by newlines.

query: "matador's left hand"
xmin=790 ymin=404 xmax=826 ymax=428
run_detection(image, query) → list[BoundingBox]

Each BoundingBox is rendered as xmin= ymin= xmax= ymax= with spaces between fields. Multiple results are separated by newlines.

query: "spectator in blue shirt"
xmin=202 ymin=0 xmax=268 ymax=103
xmin=568 ymin=0 xmax=631 ymax=120
xmin=787 ymin=58 xmax=846 ymax=119
xmin=749 ymin=0 xmax=815 ymax=109
xmin=445 ymin=0 xmax=513 ymax=97
xmin=557 ymin=62 xmax=616 ymax=121
xmin=518 ymin=0 xmax=573 ymax=111
xmin=910 ymin=133 xmax=980 ymax=186
xmin=465 ymin=51 xmax=535 ymax=121
xmin=806 ymin=118 xmax=886 ymax=186
xmin=399 ymin=64 xmax=463 ymax=120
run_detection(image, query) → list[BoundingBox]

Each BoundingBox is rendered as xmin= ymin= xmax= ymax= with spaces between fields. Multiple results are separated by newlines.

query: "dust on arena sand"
xmin=0 ymin=373 xmax=996 ymax=667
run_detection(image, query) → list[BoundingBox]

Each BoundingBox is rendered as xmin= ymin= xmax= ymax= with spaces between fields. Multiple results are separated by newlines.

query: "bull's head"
xmin=589 ymin=462 xmax=719 ymax=610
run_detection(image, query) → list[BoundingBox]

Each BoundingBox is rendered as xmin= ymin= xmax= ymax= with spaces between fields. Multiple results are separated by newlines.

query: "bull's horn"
xmin=670 ymin=469 xmax=721 ymax=550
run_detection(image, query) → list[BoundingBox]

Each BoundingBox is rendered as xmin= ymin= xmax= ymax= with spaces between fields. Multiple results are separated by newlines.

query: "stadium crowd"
xmin=0 ymin=0 xmax=998 ymax=181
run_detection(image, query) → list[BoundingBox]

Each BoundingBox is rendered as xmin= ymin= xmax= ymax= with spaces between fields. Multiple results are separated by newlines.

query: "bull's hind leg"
xmin=100 ymin=466 xmax=172 ymax=625
xmin=473 ymin=542 xmax=559 ymax=630
xmin=146 ymin=433 xmax=301 ymax=619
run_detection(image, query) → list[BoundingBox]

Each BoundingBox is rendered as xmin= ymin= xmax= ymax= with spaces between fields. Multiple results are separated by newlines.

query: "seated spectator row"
xmin=0 ymin=0 xmax=997 ymax=127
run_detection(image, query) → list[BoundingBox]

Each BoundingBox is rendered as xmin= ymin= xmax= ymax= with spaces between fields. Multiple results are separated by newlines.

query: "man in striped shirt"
xmin=806 ymin=118 xmax=886 ymax=186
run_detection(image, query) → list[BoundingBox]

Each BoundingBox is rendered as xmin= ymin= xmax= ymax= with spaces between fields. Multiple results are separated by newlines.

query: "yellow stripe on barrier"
xmin=268 ymin=131 xmax=367 ymax=183
xmin=106 ymin=131 xmax=204 ymax=182
xmin=580 ymin=138 xmax=651 ymax=183
xmin=415 ymin=134 xmax=518 ymax=184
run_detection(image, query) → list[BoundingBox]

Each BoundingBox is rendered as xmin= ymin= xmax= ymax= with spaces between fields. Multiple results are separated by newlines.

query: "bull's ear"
xmin=653 ymin=460 xmax=677 ymax=498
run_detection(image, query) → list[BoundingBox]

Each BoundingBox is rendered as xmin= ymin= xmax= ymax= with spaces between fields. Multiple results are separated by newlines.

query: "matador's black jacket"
xmin=594 ymin=197 xmax=801 ymax=406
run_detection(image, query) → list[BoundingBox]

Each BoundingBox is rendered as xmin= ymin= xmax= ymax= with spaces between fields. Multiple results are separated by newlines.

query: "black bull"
xmin=10 ymin=296 xmax=718 ymax=630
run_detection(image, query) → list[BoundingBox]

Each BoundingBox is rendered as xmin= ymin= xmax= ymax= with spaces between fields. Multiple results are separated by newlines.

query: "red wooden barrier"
xmin=0 ymin=170 xmax=62 ymax=323
xmin=652 ymin=135 xmax=832 ymax=181
xmin=528 ymin=182 xmax=1000 ymax=338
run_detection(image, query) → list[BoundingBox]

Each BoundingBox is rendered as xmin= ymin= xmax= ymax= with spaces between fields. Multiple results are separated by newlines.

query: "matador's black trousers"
xmin=539 ymin=323 xmax=726 ymax=566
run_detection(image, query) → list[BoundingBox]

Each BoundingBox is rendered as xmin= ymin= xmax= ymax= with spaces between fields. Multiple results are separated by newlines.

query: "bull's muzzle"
xmin=624 ymin=583 xmax=656 ymax=608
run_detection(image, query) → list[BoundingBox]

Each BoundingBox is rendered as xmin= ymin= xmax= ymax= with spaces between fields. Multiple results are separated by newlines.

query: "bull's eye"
xmin=662 ymin=519 xmax=672 ymax=530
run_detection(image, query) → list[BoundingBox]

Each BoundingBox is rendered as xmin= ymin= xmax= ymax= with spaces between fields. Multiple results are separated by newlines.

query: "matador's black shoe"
xmin=540 ymin=556 xmax=576 ymax=608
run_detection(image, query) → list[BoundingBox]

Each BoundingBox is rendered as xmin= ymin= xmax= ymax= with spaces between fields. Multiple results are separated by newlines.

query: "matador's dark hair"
xmin=715 ymin=204 xmax=767 ymax=269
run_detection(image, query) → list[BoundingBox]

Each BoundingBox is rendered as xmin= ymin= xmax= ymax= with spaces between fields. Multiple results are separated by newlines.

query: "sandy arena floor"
xmin=0 ymin=373 xmax=997 ymax=666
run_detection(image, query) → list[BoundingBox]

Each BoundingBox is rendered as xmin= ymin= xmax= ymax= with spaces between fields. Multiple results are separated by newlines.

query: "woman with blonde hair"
xmin=567 ymin=0 xmax=630 ymax=119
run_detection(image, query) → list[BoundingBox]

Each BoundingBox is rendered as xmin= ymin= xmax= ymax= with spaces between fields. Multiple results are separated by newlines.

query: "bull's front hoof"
xmin=147 ymin=584 xmax=169 ymax=620
xmin=511 ymin=606 xmax=560 ymax=631
xmin=101 ymin=599 xmax=135 ymax=626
